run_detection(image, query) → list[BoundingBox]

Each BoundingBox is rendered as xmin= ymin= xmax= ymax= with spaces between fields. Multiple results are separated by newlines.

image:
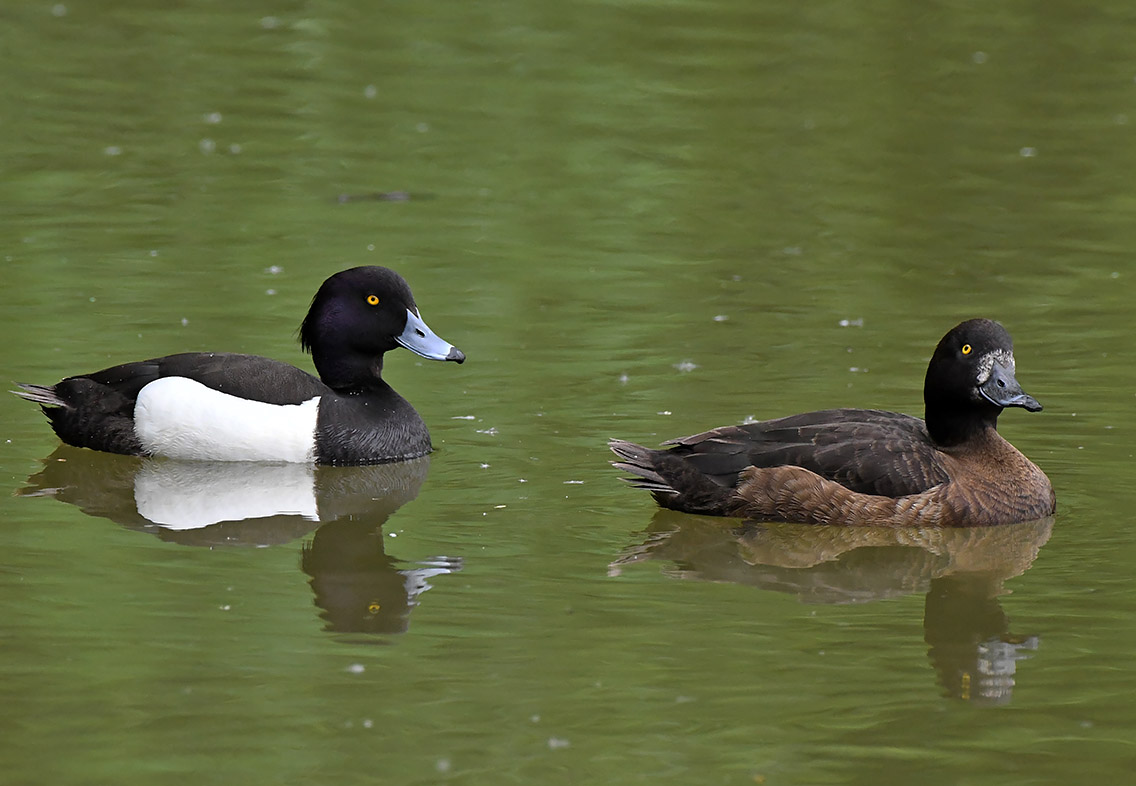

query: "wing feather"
xmin=664 ymin=409 xmax=948 ymax=497
xmin=83 ymin=352 xmax=329 ymax=405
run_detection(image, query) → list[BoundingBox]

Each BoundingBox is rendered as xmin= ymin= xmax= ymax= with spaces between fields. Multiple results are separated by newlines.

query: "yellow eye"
xmin=961 ymin=344 xmax=972 ymax=355
xmin=366 ymin=294 xmax=379 ymax=306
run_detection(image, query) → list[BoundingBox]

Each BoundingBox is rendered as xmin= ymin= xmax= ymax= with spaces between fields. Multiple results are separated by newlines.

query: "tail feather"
xmin=14 ymin=377 xmax=144 ymax=455
xmin=609 ymin=439 xmax=678 ymax=495
xmin=612 ymin=463 xmax=678 ymax=495
xmin=608 ymin=438 xmax=735 ymax=515
xmin=11 ymin=384 xmax=66 ymax=408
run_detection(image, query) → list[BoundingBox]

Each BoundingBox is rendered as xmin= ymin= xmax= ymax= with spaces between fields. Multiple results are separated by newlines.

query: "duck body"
xmin=15 ymin=266 xmax=465 ymax=465
xmin=611 ymin=319 xmax=1055 ymax=527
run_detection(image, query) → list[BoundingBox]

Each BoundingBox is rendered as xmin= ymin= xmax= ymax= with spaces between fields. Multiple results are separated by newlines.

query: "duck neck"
xmin=924 ymin=400 xmax=1001 ymax=447
xmin=314 ymin=352 xmax=390 ymax=394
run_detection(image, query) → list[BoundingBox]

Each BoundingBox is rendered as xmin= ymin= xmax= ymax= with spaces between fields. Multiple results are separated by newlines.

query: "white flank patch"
xmin=134 ymin=460 xmax=319 ymax=530
xmin=134 ymin=377 xmax=319 ymax=463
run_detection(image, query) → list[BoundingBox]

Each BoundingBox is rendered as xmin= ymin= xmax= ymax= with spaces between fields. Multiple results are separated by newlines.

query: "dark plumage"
xmin=14 ymin=266 xmax=465 ymax=465
xmin=611 ymin=319 xmax=1055 ymax=527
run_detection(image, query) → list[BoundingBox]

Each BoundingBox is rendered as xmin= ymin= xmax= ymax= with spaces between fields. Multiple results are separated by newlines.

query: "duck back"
xmin=663 ymin=409 xmax=950 ymax=497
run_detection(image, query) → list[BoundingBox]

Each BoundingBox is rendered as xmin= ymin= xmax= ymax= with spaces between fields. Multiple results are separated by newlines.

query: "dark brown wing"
xmin=663 ymin=408 xmax=949 ymax=498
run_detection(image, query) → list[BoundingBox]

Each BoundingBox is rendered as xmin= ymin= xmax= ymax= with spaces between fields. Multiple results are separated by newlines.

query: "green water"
xmin=3 ymin=2 xmax=1136 ymax=784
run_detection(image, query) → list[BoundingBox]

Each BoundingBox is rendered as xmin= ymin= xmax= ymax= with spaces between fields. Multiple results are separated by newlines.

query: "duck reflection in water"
xmin=19 ymin=447 xmax=461 ymax=636
xmin=611 ymin=512 xmax=1052 ymax=705
xmin=301 ymin=519 xmax=460 ymax=636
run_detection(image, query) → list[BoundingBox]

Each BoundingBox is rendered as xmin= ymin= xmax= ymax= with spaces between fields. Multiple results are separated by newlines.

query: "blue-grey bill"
xmin=979 ymin=360 xmax=1040 ymax=412
xmin=397 ymin=309 xmax=466 ymax=363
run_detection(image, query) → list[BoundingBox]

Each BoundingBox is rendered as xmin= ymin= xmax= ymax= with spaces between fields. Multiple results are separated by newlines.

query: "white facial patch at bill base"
xmin=134 ymin=377 xmax=319 ymax=463
xmin=975 ymin=349 xmax=1015 ymax=385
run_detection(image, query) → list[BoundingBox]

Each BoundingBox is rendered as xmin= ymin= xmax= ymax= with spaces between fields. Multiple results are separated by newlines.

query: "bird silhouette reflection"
xmin=20 ymin=446 xmax=461 ymax=636
xmin=611 ymin=512 xmax=1052 ymax=704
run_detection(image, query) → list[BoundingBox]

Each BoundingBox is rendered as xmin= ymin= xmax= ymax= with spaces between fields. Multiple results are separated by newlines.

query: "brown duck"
xmin=610 ymin=319 xmax=1055 ymax=527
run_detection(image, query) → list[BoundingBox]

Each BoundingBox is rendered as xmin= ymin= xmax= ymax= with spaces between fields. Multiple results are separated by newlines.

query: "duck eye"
xmin=961 ymin=344 xmax=972 ymax=355
xmin=366 ymin=295 xmax=380 ymax=306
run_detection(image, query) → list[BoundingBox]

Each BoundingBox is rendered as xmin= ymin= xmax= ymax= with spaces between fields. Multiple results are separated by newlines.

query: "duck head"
xmin=923 ymin=318 xmax=1041 ymax=446
xmin=299 ymin=266 xmax=464 ymax=390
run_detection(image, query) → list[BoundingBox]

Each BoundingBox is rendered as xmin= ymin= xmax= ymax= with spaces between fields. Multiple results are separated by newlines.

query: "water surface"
xmin=3 ymin=2 xmax=1136 ymax=784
